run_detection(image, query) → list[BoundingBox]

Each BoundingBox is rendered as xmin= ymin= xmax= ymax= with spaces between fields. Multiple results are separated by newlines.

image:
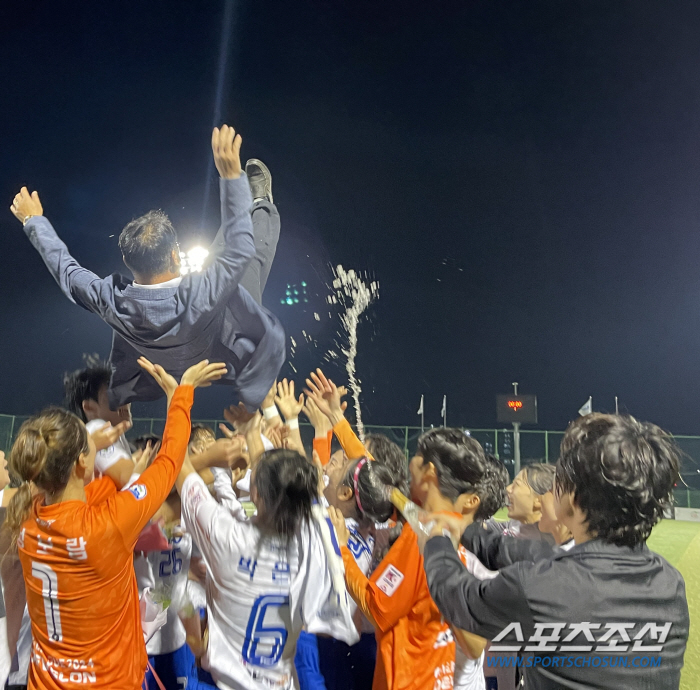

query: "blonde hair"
xmin=6 ymin=408 xmax=88 ymax=540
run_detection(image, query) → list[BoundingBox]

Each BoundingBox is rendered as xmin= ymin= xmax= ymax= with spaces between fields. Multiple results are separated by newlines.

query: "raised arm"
xmin=274 ymin=378 xmax=306 ymax=455
xmin=304 ymin=398 xmax=333 ymax=465
xmin=11 ymin=186 xmax=112 ymax=316
xmin=305 ymin=369 xmax=367 ymax=460
xmin=197 ymin=124 xmax=256 ymax=304
xmin=329 ymin=507 xmax=418 ymax=633
xmin=423 ymin=535 xmax=535 ymax=641
xmin=110 ymin=360 xmax=226 ymax=547
xmin=224 ymin=404 xmax=265 ymax=467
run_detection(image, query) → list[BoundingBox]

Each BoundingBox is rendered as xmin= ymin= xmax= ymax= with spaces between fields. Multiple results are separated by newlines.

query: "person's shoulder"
xmin=86 ymin=476 xmax=118 ymax=504
xmin=85 ymin=418 xmax=108 ymax=433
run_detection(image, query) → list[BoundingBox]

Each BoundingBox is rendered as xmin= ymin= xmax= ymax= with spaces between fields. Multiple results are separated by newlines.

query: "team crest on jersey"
xmin=434 ymin=628 xmax=454 ymax=649
xmin=376 ymin=564 xmax=404 ymax=596
xmin=129 ymin=484 xmax=148 ymax=500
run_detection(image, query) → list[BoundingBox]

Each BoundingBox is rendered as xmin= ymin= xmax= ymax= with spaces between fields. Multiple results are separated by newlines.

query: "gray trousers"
xmin=210 ymin=199 xmax=280 ymax=305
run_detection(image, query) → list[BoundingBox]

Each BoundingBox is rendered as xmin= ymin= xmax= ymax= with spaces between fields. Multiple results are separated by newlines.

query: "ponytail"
xmin=6 ymin=483 xmax=34 ymax=544
xmin=6 ymin=408 xmax=88 ymax=542
xmin=254 ymin=449 xmax=319 ymax=541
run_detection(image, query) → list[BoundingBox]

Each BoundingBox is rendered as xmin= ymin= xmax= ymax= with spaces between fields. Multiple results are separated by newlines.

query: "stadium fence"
xmin=1 ymin=414 xmax=699 ymax=508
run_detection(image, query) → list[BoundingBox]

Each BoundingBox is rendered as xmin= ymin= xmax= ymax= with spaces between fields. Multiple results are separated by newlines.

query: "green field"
xmin=647 ymin=520 xmax=700 ymax=690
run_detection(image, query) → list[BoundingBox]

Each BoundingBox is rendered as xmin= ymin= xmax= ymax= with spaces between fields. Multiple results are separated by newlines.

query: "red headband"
xmin=353 ymin=457 xmax=369 ymax=515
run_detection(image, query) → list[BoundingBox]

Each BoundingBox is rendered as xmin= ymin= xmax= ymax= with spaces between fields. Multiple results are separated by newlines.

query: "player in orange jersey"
xmin=329 ymin=426 xmax=492 ymax=690
xmin=6 ymin=358 xmax=226 ymax=690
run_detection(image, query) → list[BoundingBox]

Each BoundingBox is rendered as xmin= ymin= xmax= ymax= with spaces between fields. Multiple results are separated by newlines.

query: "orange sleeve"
xmin=333 ymin=418 xmax=373 ymax=460
xmin=341 ymin=523 xmax=419 ymax=633
xmin=313 ymin=431 xmax=332 ymax=466
xmin=85 ymin=476 xmax=118 ymax=504
xmin=108 ymin=385 xmax=194 ymax=548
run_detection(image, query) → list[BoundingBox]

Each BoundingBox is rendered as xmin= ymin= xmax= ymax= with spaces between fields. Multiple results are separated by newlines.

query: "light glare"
xmin=180 ymin=246 xmax=210 ymax=275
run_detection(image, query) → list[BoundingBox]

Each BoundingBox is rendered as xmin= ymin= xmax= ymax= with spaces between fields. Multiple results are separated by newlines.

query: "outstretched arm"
xmin=110 ymin=360 xmax=227 ymax=546
xmin=423 ymin=535 xmax=535 ymax=641
xmin=199 ymin=124 xmax=256 ymax=304
xmin=11 ymin=187 xmax=113 ymax=316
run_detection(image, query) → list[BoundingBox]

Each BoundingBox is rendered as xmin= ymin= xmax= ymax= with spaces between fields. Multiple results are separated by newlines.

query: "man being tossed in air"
xmin=10 ymin=124 xmax=285 ymax=412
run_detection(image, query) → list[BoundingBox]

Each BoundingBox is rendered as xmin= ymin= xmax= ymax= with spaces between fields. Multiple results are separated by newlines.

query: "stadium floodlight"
xmin=180 ymin=246 xmax=210 ymax=275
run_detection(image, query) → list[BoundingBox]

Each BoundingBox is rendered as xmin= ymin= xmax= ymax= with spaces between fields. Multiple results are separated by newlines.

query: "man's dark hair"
xmin=63 ymin=361 xmax=112 ymax=423
xmin=523 ymin=463 xmax=556 ymax=496
xmin=416 ymin=428 xmax=487 ymax=502
xmin=118 ymin=210 xmax=178 ymax=278
xmin=365 ymin=433 xmax=410 ymax=497
xmin=556 ymin=413 xmax=680 ymax=548
xmin=475 ymin=454 xmax=509 ymax=521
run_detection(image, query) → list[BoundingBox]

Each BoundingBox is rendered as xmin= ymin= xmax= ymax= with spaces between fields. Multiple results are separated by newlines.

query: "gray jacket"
xmin=424 ymin=525 xmax=688 ymax=690
xmin=23 ymin=176 xmax=285 ymax=410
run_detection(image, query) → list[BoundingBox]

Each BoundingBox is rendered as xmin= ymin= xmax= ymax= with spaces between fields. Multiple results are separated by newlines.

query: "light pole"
xmin=512 ymin=382 xmax=521 ymax=475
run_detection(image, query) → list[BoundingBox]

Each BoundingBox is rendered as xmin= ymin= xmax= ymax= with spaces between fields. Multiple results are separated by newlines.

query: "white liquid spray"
xmin=328 ymin=265 xmax=378 ymax=441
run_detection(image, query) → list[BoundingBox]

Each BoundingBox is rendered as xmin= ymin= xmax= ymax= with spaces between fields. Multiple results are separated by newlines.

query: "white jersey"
xmin=85 ymin=419 xmax=132 ymax=476
xmin=453 ymin=547 xmax=497 ymax=690
xmin=134 ymin=530 xmax=193 ymax=655
xmin=181 ymin=473 xmax=359 ymax=690
xmin=345 ymin=519 xmax=375 ymax=634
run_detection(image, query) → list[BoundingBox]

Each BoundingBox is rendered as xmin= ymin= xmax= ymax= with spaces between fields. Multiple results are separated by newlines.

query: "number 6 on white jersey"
xmin=32 ymin=561 xmax=62 ymax=642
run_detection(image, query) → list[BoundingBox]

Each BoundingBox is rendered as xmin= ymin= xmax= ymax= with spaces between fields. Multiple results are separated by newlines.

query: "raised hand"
xmin=180 ymin=360 xmax=228 ymax=389
xmin=304 ymin=369 xmax=348 ymax=425
xmin=133 ymin=440 xmax=160 ymax=475
xmin=10 ymin=186 xmax=43 ymax=224
xmin=275 ymin=379 xmax=304 ymax=422
xmin=223 ymin=403 xmax=262 ymax=436
xmin=265 ymin=425 xmax=285 ymax=449
xmin=205 ymin=437 xmax=247 ymax=468
xmin=138 ymin=358 xmax=226 ymax=408
xmin=262 ymin=383 xmax=277 ymax=410
xmin=212 ymin=124 xmax=243 ymax=179
xmin=303 ymin=397 xmax=332 ymax=436
xmin=90 ymin=420 xmax=132 ymax=452
xmin=138 ymin=357 xmax=178 ymax=402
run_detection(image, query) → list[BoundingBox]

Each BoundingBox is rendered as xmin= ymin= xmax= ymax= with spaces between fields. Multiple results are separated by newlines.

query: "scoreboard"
xmin=496 ymin=394 xmax=538 ymax=424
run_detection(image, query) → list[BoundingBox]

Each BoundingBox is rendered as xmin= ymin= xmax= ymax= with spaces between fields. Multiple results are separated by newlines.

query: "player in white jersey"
xmin=314 ymin=453 xmax=401 ymax=690
xmin=64 ymin=361 xmax=136 ymax=487
xmin=178 ymin=446 xmax=359 ymax=690
xmin=136 ymin=515 xmax=217 ymax=690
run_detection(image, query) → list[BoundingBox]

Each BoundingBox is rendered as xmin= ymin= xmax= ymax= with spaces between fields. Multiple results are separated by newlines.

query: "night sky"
xmin=3 ymin=1 xmax=700 ymax=433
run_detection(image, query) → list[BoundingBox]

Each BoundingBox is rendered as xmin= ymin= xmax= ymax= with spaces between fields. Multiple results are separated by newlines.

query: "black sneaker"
xmin=245 ymin=159 xmax=273 ymax=203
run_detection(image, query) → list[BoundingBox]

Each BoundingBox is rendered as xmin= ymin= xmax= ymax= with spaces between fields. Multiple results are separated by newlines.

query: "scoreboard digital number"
xmin=496 ymin=394 xmax=538 ymax=424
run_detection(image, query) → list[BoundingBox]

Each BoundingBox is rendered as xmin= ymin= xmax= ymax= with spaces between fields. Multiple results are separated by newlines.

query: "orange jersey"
xmin=333 ymin=418 xmax=371 ymax=461
xmin=313 ymin=431 xmax=333 ymax=466
xmin=342 ymin=522 xmax=455 ymax=690
xmin=18 ymin=386 xmax=194 ymax=690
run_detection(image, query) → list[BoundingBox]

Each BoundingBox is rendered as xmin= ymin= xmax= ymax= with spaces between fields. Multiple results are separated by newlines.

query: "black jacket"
xmin=423 ymin=525 xmax=688 ymax=690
